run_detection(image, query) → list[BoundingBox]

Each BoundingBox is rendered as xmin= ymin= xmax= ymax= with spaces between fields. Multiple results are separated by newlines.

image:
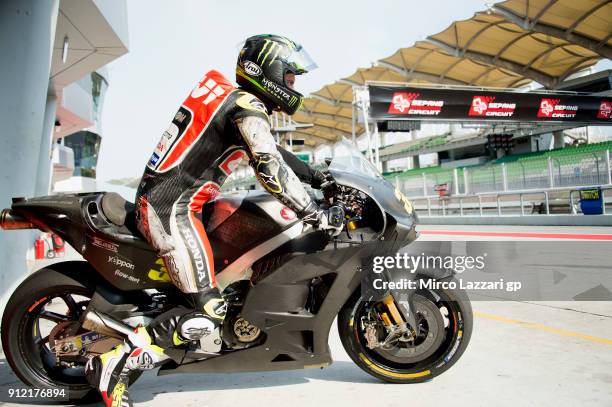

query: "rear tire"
xmin=338 ymin=277 xmax=473 ymax=383
xmin=1 ymin=265 xmax=142 ymax=404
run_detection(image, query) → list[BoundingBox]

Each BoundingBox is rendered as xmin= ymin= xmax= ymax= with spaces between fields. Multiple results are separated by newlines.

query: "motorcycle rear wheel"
xmin=337 ymin=276 xmax=473 ymax=383
xmin=1 ymin=266 xmax=142 ymax=404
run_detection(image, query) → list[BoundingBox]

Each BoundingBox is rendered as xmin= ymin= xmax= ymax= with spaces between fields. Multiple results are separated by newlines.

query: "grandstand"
xmin=222 ymin=0 xmax=612 ymax=224
xmin=387 ymin=140 xmax=612 ymax=196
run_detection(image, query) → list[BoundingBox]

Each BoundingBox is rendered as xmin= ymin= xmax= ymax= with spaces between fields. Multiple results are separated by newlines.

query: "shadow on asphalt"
xmin=0 ymin=358 xmax=386 ymax=406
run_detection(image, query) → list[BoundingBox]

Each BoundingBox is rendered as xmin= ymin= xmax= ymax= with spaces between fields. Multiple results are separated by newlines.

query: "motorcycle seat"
xmin=91 ymin=193 xmax=150 ymax=249
xmin=101 ymin=192 xmax=136 ymax=227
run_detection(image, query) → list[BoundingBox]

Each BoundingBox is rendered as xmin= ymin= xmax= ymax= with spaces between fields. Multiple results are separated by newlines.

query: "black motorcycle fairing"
xmin=9 ymin=190 xmax=305 ymax=292
xmin=329 ymin=170 xmax=417 ymax=238
xmin=200 ymin=190 xmax=298 ymax=274
xmin=26 ymin=260 xmax=154 ymax=307
xmin=11 ymin=194 xmax=89 ymax=252
xmin=159 ymin=242 xmax=377 ymax=374
xmin=10 ymin=193 xmax=173 ymax=291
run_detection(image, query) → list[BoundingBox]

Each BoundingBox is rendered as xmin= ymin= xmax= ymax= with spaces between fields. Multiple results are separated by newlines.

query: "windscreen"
xmin=328 ymin=139 xmax=384 ymax=180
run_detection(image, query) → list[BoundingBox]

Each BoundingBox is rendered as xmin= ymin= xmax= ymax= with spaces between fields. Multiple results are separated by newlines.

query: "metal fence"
xmin=392 ymin=149 xmax=612 ymax=197
xmin=221 ymin=150 xmax=612 ymax=199
xmin=410 ymin=185 xmax=612 ymax=218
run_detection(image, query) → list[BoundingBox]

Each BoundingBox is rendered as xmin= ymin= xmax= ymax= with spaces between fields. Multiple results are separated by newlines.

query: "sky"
xmin=96 ymin=0 xmax=490 ymax=182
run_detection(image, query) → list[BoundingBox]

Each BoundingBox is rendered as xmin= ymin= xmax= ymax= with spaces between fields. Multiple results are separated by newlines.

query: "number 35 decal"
xmin=394 ymin=189 xmax=414 ymax=214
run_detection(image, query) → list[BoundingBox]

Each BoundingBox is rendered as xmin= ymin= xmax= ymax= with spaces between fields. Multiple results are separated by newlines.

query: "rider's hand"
xmin=299 ymin=202 xmax=344 ymax=236
xmin=318 ymin=205 xmax=344 ymax=237
xmin=312 ymin=170 xmax=338 ymax=203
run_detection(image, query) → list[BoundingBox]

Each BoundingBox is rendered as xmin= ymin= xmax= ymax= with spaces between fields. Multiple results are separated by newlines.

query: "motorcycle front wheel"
xmin=337 ymin=276 xmax=473 ymax=383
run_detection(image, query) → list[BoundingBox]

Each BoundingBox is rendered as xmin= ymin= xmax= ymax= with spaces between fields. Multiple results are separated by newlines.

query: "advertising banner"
xmin=369 ymin=85 xmax=612 ymax=124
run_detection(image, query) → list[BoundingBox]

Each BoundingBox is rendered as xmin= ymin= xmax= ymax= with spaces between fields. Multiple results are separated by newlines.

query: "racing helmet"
xmin=236 ymin=34 xmax=317 ymax=115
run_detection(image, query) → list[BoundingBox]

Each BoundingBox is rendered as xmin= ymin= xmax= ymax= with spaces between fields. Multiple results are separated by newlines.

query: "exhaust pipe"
xmin=81 ymin=310 xmax=135 ymax=340
xmin=0 ymin=209 xmax=34 ymax=230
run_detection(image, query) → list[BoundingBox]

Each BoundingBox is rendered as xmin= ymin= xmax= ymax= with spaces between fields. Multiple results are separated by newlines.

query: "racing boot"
xmin=85 ymin=327 xmax=169 ymax=407
xmin=174 ymin=292 xmax=226 ymax=353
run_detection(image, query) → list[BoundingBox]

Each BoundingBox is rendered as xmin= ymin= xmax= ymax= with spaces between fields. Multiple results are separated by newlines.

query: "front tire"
xmin=338 ymin=277 xmax=472 ymax=383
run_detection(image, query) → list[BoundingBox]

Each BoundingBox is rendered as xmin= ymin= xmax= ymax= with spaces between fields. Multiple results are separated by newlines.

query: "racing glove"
xmin=299 ymin=202 xmax=344 ymax=237
xmin=311 ymin=170 xmax=339 ymax=203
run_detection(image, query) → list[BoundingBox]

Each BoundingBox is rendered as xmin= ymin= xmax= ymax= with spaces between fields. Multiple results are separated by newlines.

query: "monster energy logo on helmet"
xmin=236 ymin=34 xmax=317 ymax=116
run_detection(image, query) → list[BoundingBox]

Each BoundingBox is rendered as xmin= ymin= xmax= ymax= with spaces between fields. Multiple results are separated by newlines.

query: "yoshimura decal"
xmin=182 ymin=228 xmax=207 ymax=283
xmin=92 ymin=237 xmax=118 ymax=253
xmin=108 ymin=255 xmax=135 ymax=270
xmin=242 ymin=61 xmax=262 ymax=76
xmin=537 ymin=99 xmax=578 ymax=119
xmin=388 ymin=92 xmax=444 ymax=116
xmin=468 ymin=96 xmax=516 ymax=117
xmin=597 ymin=100 xmax=612 ymax=119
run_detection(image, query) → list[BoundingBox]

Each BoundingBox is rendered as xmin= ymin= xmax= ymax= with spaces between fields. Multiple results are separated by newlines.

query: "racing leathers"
xmin=135 ymin=69 xmax=328 ymax=310
xmin=88 ymin=69 xmax=336 ymax=407
xmin=85 ymin=65 xmax=344 ymax=407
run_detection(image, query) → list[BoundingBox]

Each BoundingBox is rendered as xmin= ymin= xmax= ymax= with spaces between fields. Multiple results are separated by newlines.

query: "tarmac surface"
xmin=1 ymin=224 xmax=611 ymax=407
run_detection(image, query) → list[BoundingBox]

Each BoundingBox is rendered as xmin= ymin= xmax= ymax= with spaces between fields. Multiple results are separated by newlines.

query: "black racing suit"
xmin=135 ymin=70 xmax=323 ymax=312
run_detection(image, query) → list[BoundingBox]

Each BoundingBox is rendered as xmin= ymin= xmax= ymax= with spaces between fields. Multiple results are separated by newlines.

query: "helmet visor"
xmin=285 ymin=44 xmax=318 ymax=75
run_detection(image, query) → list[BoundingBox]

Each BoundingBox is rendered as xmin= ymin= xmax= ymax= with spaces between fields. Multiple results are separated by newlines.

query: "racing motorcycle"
xmin=1 ymin=140 xmax=472 ymax=402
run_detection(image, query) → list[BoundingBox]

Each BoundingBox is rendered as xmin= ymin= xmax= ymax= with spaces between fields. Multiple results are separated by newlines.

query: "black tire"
xmin=1 ymin=265 xmax=142 ymax=404
xmin=338 ymin=277 xmax=473 ymax=383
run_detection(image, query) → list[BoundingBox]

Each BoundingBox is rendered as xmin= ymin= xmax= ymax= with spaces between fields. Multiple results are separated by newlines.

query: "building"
xmin=0 ymin=0 xmax=128 ymax=297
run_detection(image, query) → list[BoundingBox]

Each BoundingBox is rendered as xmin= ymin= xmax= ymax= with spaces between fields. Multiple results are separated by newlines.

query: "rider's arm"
xmin=235 ymin=114 xmax=321 ymax=224
xmin=276 ymin=145 xmax=328 ymax=189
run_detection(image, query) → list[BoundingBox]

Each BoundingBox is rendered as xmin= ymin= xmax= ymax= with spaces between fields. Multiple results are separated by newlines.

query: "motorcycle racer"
xmin=85 ymin=34 xmax=341 ymax=406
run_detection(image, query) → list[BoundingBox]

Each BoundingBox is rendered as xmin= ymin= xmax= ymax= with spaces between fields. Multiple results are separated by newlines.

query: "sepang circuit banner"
xmin=369 ymin=85 xmax=612 ymax=124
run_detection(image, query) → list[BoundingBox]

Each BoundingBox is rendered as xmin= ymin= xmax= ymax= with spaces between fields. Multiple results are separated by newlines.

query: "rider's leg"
xmin=169 ymin=185 xmax=226 ymax=342
xmin=85 ymin=327 xmax=169 ymax=407
xmin=137 ymin=189 xmax=225 ymax=343
xmin=86 ymin=189 xmax=224 ymax=405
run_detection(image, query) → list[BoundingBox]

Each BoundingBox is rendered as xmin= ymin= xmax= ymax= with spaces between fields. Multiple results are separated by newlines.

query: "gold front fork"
xmin=382 ymin=295 xmax=405 ymax=326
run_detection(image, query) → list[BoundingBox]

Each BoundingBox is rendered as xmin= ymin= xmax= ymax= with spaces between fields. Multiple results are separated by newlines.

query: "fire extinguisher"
xmin=35 ymin=238 xmax=45 ymax=260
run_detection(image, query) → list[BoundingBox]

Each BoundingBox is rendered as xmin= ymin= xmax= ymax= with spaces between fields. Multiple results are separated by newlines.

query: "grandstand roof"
xmin=293 ymin=0 xmax=612 ymax=147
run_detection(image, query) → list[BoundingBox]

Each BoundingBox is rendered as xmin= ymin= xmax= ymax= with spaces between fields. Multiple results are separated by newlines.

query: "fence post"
xmin=453 ymin=168 xmax=459 ymax=195
xmin=463 ymin=168 xmax=469 ymax=195
xmin=606 ymin=149 xmax=612 ymax=185
xmin=422 ymin=173 xmax=427 ymax=196
xmin=569 ymin=190 xmax=577 ymax=214
xmin=501 ymin=163 xmax=508 ymax=192
xmin=547 ymin=157 xmax=554 ymax=188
